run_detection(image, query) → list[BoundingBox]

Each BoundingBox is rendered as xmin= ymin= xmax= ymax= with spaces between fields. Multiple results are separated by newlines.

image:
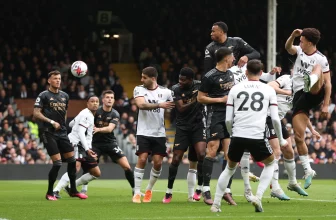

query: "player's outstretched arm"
xmin=268 ymin=81 xmax=291 ymax=96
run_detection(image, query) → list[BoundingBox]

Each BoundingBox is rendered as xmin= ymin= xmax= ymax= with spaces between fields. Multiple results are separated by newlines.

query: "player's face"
xmin=225 ymin=53 xmax=235 ymax=68
xmin=179 ymin=75 xmax=192 ymax=89
xmin=299 ymin=36 xmax=311 ymax=52
xmin=103 ymin=94 xmax=115 ymax=107
xmin=141 ymin=73 xmax=153 ymax=88
xmin=48 ymin=74 xmax=61 ymax=89
xmin=211 ymin=25 xmax=223 ymax=42
xmin=87 ymin=97 xmax=99 ymax=111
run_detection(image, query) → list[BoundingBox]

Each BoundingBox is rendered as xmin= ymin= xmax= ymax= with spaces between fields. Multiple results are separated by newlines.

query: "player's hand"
xmin=291 ymin=29 xmax=302 ymax=37
xmin=238 ymin=56 xmax=248 ymax=68
xmin=93 ymin=126 xmax=100 ymax=134
xmin=270 ymin=66 xmax=282 ymax=75
xmin=320 ymin=105 xmax=329 ymax=119
xmin=159 ymin=101 xmax=175 ymax=109
xmin=87 ymin=149 xmax=97 ymax=160
xmin=311 ymin=129 xmax=321 ymax=140
xmin=53 ymin=121 xmax=61 ymax=130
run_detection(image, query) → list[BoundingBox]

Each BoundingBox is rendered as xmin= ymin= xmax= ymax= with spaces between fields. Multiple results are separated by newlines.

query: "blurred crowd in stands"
xmin=0 ymin=0 xmax=336 ymax=164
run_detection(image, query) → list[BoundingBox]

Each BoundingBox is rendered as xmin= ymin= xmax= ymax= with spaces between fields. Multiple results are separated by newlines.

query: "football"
xmin=71 ymin=61 xmax=88 ymax=78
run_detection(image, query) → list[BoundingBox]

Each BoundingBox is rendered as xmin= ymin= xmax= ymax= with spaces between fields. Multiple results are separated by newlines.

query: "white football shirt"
xmin=292 ymin=45 xmax=329 ymax=93
xmin=230 ymin=65 xmax=276 ymax=85
xmin=68 ymin=108 xmax=94 ymax=147
xmin=275 ymin=74 xmax=293 ymax=120
xmin=227 ymin=81 xmax=278 ymax=139
xmin=133 ymin=85 xmax=173 ymax=137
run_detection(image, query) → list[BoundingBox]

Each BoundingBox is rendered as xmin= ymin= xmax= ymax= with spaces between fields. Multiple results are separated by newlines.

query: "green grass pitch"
xmin=0 ymin=179 xmax=335 ymax=220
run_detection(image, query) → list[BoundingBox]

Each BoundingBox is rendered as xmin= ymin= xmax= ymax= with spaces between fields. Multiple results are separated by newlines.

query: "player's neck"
xmin=218 ymin=35 xmax=227 ymax=44
xmin=103 ymin=105 xmax=112 ymax=112
xmin=304 ymin=46 xmax=317 ymax=55
xmin=247 ymin=76 xmax=259 ymax=81
xmin=48 ymin=87 xmax=59 ymax=93
xmin=147 ymin=82 xmax=158 ymax=90
xmin=216 ymin=63 xmax=228 ymax=72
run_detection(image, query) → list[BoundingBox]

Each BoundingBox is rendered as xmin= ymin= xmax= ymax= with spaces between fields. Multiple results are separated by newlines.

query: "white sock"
xmin=271 ymin=159 xmax=280 ymax=191
xmin=166 ymin=188 xmax=173 ymax=194
xmin=213 ymin=165 xmax=237 ymax=206
xmin=299 ymin=155 xmax=312 ymax=174
xmin=196 ymin=185 xmax=202 ymax=191
xmin=284 ymin=158 xmax=297 ymax=185
xmin=53 ymin=172 xmax=70 ymax=192
xmin=240 ymin=152 xmax=251 ymax=190
xmin=146 ymin=168 xmax=161 ymax=191
xmin=256 ymin=161 xmax=275 ymax=199
xmin=187 ymin=169 xmax=197 ymax=198
xmin=76 ymin=173 xmax=97 ymax=187
xmin=202 ymin=186 xmax=210 ymax=192
xmin=134 ymin=167 xmax=145 ymax=194
xmin=82 ymin=184 xmax=88 ymax=192
xmin=310 ymin=74 xmax=319 ymax=88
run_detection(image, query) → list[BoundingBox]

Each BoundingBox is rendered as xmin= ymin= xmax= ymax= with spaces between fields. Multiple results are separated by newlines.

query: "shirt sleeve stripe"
xmin=270 ymin=103 xmax=278 ymax=106
xmin=226 ymin=104 xmax=234 ymax=106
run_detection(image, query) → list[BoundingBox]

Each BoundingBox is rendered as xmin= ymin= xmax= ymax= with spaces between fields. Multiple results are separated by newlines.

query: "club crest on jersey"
xmin=50 ymin=97 xmax=54 ymax=100
xmin=61 ymin=98 xmax=66 ymax=101
xmin=158 ymin=94 xmax=162 ymax=98
xmin=219 ymin=78 xmax=223 ymax=82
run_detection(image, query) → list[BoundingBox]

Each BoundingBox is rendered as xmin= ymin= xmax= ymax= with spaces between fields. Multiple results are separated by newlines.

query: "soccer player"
xmin=33 ymin=70 xmax=87 ymax=200
xmin=162 ymin=67 xmax=206 ymax=203
xmin=267 ymin=74 xmax=320 ymax=200
xmin=53 ymin=95 xmax=100 ymax=197
xmin=132 ymin=67 xmax=175 ymax=203
xmin=204 ymin=21 xmax=260 ymax=74
xmin=210 ymin=59 xmax=288 ymax=213
xmin=285 ymin=28 xmax=331 ymax=189
xmin=90 ymin=90 xmax=135 ymax=195
xmin=197 ymin=47 xmax=235 ymax=205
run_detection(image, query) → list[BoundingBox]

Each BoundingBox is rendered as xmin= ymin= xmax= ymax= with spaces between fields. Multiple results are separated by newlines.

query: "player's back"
xmin=228 ymin=80 xmax=276 ymax=139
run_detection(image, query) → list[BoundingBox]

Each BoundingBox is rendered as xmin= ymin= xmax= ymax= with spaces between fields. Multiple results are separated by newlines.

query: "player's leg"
xmin=191 ymin=128 xmax=206 ymax=201
xmin=240 ymin=151 xmax=254 ymax=202
xmin=108 ymin=144 xmax=135 ymax=195
xmin=292 ymin=113 xmax=316 ymax=189
xmin=284 ymin=137 xmax=308 ymax=196
xmin=143 ymin=137 xmax=166 ymax=203
xmin=220 ymin=137 xmax=236 ymax=205
xmin=163 ymin=149 xmax=184 ymax=203
xmin=76 ymin=162 xmax=100 ymax=189
xmin=163 ymin=128 xmax=189 ymax=203
xmin=303 ymin=64 xmax=323 ymax=93
xmin=60 ymin=136 xmax=87 ymax=199
xmin=210 ymin=137 xmax=242 ymax=212
xmin=249 ymin=139 xmax=275 ymax=213
xmin=268 ymin=138 xmax=290 ymax=200
xmin=132 ymin=135 xmax=150 ymax=203
xmin=42 ymin=132 xmax=62 ymax=200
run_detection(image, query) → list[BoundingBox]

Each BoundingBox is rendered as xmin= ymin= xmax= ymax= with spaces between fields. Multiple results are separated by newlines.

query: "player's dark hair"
xmin=102 ymin=90 xmax=114 ymax=97
xmin=142 ymin=66 xmax=158 ymax=78
xmin=87 ymin=95 xmax=99 ymax=102
xmin=213 ymin=21 xmax=228 ymax=33
xmin=301 ymin=28 xmax=321 ymax=45
xmin=48 ymin=70 xmax=61 ymax=78
xmin=215 ymin=47 xmax=233 ymax=63
xmin=180 ymin=67 xmax=195 ymax=79
xmin=246 ymin=59 xmax=263 ymax=75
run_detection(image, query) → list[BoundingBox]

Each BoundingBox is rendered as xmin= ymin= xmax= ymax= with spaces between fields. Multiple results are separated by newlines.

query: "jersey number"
xmin=237 ymin=91 xmax=264 ymax=112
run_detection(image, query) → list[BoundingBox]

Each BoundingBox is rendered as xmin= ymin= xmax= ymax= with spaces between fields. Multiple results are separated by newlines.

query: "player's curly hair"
xmin=301 ymin=28 xmax=321 ymax=45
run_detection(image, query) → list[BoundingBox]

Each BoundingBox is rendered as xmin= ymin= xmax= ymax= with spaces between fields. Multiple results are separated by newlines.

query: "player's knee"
xmin=197 ymin=152 xmax=206 ymax=161
xmin=294 ymin=131 xmax=304 ymax=144
xmin=53 ymin=159 xmax=62 ymax=167
xmin=91 ymin=169 xmax=101 ymax=178
xmin=66 ymin=156 xmax=76 ymax=164
xmin=137 ymin=157 xmax=147 ymax=165
xmin=171 ymin=159 xmax=180 ymax=167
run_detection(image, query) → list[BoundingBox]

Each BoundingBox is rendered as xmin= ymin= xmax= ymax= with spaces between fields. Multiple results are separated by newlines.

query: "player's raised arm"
xmin=285 ymin=29 xmax=302 ymax=55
